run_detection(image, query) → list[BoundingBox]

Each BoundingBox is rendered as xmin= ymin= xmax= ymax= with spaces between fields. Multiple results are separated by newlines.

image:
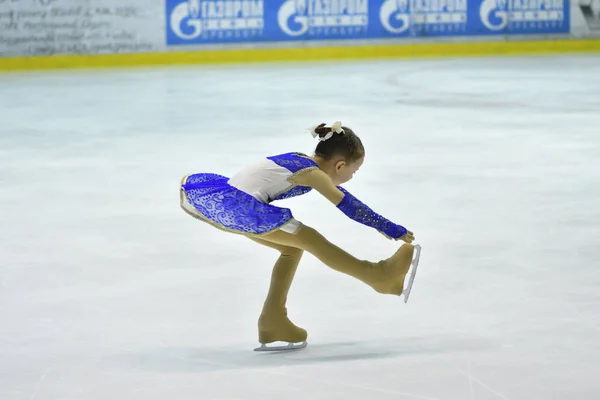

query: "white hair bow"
xmin=310 ymin=121 xmax=344 ymax=142
xmin=331 ymin=121 xmax=344 ymax=134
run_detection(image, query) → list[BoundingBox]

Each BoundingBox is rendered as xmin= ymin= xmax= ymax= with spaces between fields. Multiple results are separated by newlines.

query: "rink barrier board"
xmin=1 ymin=38 xmax=599 ymax=72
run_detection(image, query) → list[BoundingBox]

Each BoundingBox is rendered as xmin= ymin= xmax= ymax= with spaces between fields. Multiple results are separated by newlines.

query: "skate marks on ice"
xmin=122 ymin=335 xmax=495 ymax=373
xmin=384 ymin=56 xmax=600 ymax=113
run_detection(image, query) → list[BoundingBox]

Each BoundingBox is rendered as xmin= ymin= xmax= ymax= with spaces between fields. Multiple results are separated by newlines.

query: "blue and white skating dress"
xmin=180 ymin=152 xmax=409 ymax=239
xmin=180 ymin=152 xmax=319 ymax=236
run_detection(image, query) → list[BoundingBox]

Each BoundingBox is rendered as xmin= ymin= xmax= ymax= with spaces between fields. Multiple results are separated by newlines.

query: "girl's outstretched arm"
xmin=297 ymin=169 xmax=414 ymax=243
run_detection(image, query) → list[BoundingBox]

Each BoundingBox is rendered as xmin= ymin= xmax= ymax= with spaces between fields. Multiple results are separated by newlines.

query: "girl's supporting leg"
xmin=251 ymin=237 xmax=308 ymax=344
xmin=260 ymin=224 xmax=415 ymax=295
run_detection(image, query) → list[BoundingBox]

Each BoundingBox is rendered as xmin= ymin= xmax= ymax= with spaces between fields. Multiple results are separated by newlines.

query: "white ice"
xmin=1 ymin=54 xmax=599 ymax=400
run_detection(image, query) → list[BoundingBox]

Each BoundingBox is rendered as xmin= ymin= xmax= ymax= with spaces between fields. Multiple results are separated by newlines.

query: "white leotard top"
xmin=227 ymin=158 xmax=298 ymax=204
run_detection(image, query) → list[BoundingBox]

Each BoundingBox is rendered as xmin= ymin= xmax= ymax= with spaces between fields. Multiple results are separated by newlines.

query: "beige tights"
xmin=251 ymin=237 xmax=307 ymax=344
xmin=253 ymin=224 xmax=415 ymax=344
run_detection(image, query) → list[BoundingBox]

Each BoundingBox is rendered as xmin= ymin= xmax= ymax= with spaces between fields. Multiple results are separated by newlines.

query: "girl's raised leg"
xmin=260 ymin=225 xmax=415 ymax=295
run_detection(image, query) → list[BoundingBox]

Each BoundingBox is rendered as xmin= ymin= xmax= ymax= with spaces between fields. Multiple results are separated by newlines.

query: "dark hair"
xmin=313 ymin=123 xmax=365 ymax=162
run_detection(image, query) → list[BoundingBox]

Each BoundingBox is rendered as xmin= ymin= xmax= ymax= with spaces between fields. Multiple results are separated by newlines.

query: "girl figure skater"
xmin=180 ymin=122 xmax=417 ymax=350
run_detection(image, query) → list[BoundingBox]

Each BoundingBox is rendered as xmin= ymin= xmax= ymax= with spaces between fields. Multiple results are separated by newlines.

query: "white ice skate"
xmin=402 ymin=244 xmax=422 ymax=303
xmin=254 ymin=341 xmax=307 ymax=352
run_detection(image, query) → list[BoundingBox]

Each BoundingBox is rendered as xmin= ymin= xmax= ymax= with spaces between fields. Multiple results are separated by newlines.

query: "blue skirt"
xmin=180 ymin=173 xmax=298 ymax=236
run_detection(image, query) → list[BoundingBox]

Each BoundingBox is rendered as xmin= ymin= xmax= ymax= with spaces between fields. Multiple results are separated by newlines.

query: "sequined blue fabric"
xmin=267 ymin=152 xmax=318 ymax=173
xmin=271 ymin=185 xmax=313 ymax=202
xmin=182 ymin=173 xmax=294 ymax=235
xmin=336 ymin=186 xmax=408 ymax=239
xmin=181 ymin=153 xmax=318 ymax=235
xmin=267 ymin=152 xmax=317 ymax=202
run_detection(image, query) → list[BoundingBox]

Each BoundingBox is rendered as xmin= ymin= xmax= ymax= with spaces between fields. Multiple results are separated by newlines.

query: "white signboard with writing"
xmin=0 ymin=0 xmax=163 ymax=57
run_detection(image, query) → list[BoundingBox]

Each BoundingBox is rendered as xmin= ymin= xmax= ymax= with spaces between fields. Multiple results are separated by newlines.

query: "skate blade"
xmin=254 ymin=341 xmax=307 ymax=352
xmin=403 ymin=244 xmax=422 ymax=304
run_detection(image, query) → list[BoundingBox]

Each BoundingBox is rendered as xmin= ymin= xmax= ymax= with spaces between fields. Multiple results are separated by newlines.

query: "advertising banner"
xmin=165 ymin=0 xmax=571 ymax=46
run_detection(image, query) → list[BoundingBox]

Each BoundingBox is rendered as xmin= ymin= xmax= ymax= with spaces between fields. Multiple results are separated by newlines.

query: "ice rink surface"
xmin=1 ymin=54 xmax=599 ymax=400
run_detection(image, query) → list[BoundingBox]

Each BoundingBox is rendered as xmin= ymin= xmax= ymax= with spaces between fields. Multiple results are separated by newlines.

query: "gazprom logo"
xmin=169 ymin=0 xmax=264 ymax=40
xmin=480 ymin=0 xmax=566 ymax=31
xmin=380 ymin=0 xmax=410 ymax=34
xmin=480 ymin=0 xmax=508 ymax=30
xmin=277 ymin=0 xmax=368 ymax=37
xmin=380 ymin=0 xmax=467 ymax=35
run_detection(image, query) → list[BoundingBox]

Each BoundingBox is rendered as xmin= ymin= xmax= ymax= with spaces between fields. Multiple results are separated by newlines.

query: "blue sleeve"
xmin=336 ymin=186 xmax=408 ymax=239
